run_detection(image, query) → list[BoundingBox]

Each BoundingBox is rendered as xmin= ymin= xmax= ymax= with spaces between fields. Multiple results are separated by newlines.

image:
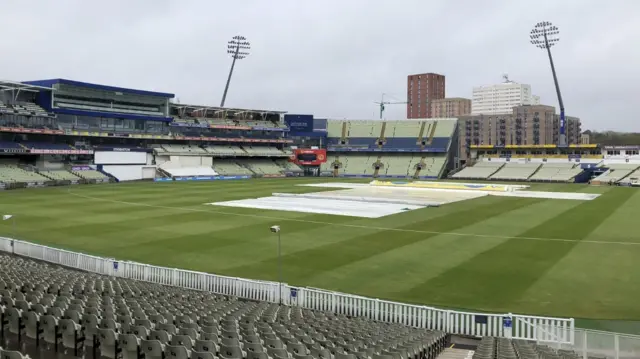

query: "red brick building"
xmin=407 ymin=73 xmax=445 ymax=118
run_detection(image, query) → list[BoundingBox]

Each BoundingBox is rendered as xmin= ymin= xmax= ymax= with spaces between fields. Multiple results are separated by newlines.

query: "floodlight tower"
xmin=220 ymin=35 xmax=250 ymax=108
xmin=530 ymin=21 xmax=566 ymax=146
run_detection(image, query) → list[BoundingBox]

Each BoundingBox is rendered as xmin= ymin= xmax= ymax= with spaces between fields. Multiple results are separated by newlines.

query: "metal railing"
xmin=5 ymin=236 xmax=637 ymax=358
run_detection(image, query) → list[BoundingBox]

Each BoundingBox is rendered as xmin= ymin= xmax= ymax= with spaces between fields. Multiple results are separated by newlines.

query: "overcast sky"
xmin=2 ymin=0 xmax=639 ymax=131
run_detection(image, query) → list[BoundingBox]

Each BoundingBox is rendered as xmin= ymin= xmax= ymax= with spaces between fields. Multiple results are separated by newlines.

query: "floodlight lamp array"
xmin=529 ymin=21 xmax=560 ymax=49
xmin=227 ymin=35 xmax=251 ymax=59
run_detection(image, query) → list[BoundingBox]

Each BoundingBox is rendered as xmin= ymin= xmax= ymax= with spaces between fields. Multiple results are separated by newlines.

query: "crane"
xmin=374 ymin=93 xmax=408 ymax=119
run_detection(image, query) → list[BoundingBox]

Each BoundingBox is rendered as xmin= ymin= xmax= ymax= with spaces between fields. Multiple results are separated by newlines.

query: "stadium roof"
xmin=173 ymin=103 xmax=287 ymax=115
xmin=22 ymin=78 xmax=175 ymax=98
xmin=0 ymin=80 xmax=54 ymax=93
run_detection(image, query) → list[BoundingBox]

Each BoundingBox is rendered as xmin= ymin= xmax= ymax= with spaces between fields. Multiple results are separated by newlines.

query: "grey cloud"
xmin=2 ymin=0 xmax=639 ymax=130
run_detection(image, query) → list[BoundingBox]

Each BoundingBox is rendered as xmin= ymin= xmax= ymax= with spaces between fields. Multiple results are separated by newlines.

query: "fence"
xmin=3 ymin=236 xmax=638 ymax=358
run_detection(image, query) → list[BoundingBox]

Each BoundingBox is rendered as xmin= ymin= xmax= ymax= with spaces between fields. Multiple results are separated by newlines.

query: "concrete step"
xmin=436 ymin=348 xmax=473 ymax=359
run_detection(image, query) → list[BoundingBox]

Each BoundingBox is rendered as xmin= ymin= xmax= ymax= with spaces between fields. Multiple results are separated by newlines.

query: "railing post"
xmin=582 ymin=329 xmax=587 ymax=359
xmin=614 ymin=334 xmax=619 ymax=359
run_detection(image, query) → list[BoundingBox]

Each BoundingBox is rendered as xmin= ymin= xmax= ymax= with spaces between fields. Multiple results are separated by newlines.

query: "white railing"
xmin=11 ymin=235 xmax=640 ymax=359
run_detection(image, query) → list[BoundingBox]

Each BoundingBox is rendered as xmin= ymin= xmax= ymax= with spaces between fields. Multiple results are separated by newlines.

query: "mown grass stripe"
xmin=402 ymin=186 xmax=634 ymax=314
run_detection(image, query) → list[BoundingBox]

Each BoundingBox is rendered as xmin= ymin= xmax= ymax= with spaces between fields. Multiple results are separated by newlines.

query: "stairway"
xmin=436 ymin=348 xmax=473 ymax=359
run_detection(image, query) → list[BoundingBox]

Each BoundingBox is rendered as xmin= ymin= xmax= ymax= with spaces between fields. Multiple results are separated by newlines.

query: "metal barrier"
xmin=0 ymin=236 xmax=594 ymax=349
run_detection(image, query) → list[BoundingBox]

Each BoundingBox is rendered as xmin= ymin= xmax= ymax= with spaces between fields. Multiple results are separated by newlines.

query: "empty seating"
xmin=39 ymin=170 xmax=80 ymax=181
xmin=489 ymin=163 xmax=540 ymax=181
xmin=205 ymin=146 xmax=246 ymax=156
xmin=0 ymin=165 xmax=49 ymax=184
xmin=451 ymin=162 xmax=504 ymax=180
xmin=244 ymin=160 xmax=285 ymax=176
xmin=528 ymin=163 xmax=582 ymax=182
xmin=212 ymin=161 xmax=254 ymax=176
xmin=592 ymin=163 xmax=640 ymax=184
xmin=162 ymin=145 xmax=207 ymax=155
xmin=618 ymin=167 xmax=640 ymax=185
xmin=275 ymin=160 xmax=301 ymax=172
xmin=72 ymin=169 xmax=109 ymax=180
xmin=0 ymin=253 xmax=447 ymax=359
xmin=242 ymin=147 xmax=285 ymax=156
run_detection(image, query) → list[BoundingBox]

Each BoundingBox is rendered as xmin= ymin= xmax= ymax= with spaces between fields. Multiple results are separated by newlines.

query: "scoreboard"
xmin=290 ymin=149 xmax=327 ymax=166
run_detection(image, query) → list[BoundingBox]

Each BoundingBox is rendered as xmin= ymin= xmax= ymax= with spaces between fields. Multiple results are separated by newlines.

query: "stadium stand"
xmin=244 ymin=160 xmax=286 ymax=176
xmin=618 ymin=167 xmax=640 ymax=185
xmin=275 ymin=159 xmax=302 ymax=172
xmin=528 ymin=163 xmax=583 ymax=182
xmin=38 ymin=170 xmax=81 ymax=181
xmin=0 ymin=253 xmax=448 ymax=359
xmin=21 ymin=142 xmax=73 ymax=150
xmin=0 ymin=165 xmax=50 ymax=183
xmin=162 ymin=145 xmax=208 ymax=155
xmin=205 ymin=146 xmax=247 ymax=156
xmin=323 ymin=154 xmax=447 ymax=179
xmin=72 ymin=169 xmax=109 ymax=180
xmin=242 ymin=146 xmax=285 ymax=156
xmin=591 ymin=163 xmax=640 ymax=184
xmin=488 ymin=162 xmax=541 ymax=181
xmin=450 ymin=161 xmax=504 ymax=180
xmin=212 ymin=160 xmax=255 ymax=176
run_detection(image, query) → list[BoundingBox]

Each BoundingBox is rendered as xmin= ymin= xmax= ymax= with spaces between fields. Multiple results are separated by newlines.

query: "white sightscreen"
xmin=94 ymin=151 xmax=147 ymax=165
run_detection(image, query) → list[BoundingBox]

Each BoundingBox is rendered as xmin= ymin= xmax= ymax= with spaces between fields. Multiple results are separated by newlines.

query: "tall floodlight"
xmin=530 ymin=21 xmax=566 ymax=146
xmin=220 ymin=35 xmax=251 ymax=107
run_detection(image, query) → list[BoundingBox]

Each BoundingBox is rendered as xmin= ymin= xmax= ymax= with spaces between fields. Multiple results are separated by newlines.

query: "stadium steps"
xmin=426 ymin=120 xmax=438 ymax=145
xmin=526 ymin=163 xmax=543 ymax=180
xmin=436 ymin=348 xmax=473 ymax=359
xmin=36 ymin=169 xmax=77 ymax=181
xmin=156 ymin=167 xmax=172 ymax=179
xmin=417 ymin=121 xmax=427 ymax=146
xmin=488 ymin=163 xmax=505 ymax=178
xmin=617 ymin=165 xmax=640 ymax=182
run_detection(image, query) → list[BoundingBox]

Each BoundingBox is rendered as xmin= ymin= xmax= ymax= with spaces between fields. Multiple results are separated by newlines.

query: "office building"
xmin=430 ymin=98 xmax=471 ymax=118
xmin=407 ymin=73 xmax=445 ymax=118
xmin=471 ymin=81 xmax=540 ymax=115
xmin=458 ymin=104 xmax=581 ymax=161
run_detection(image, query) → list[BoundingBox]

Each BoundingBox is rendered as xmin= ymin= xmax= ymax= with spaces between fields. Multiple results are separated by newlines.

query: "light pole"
xmin=530 ymin=21 xmax=566 ymax=146
xmin=220 ymin=35 xmax=251 ymax=108
xmin=270 ymin=225 xmax=282 ymax=305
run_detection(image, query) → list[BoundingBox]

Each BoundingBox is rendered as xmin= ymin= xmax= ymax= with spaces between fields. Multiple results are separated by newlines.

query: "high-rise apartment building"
xmin=430 ymin=98 xmax=471 ymax=118
xmin=407 ymin=73 xmax=445 ymax=118
xmin=471 ymin=81 xmax=540 ymax=115
xmin=458 ymin=104 xmax=581 ymax=162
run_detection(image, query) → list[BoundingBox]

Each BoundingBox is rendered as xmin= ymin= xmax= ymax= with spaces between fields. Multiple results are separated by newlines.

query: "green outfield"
xmin=1 ymin=178 xmax=639 ymax=332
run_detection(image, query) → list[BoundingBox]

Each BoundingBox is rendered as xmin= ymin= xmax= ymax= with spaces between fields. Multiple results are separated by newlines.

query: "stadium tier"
xmin=72 ymin=169 xmax=109 ymax=180
xmin=243 ymin=160 xmax=287 ymax=176
xmin=618 ymin=167 xmax=640 ymax=185
xmin=212 ymin=160 xmax=255 ymax=176
xmin=0 ymin=165 xmax=50 ymax=184
xmin=162 ymin=144 xmax=208 ymax=155
xmin=0 ymin=253 xmax=448 ymax=359
xmin=326 ymin=119 xmax=456 ymax=152
xmin=528 ymin=163 xmax=583 ymax=182
xmin=242 ymin=146 xmax=286 ymax=156
xmin=323 ymin=154 xmax=447 ymax=179
xmin=450 ymin=161 xmax=504 ymax=180
xmin=591 ymin=163 xmax=640 ymax=184
xmin=38 ymin=170 xmax=81 ymax=181
xmin=205 ymin=146 xmax=247 ymax=156
xmin=488 ymin=162 xmax=541 ymax=181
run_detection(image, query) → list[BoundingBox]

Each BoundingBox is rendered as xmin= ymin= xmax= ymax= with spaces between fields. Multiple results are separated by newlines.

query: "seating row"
xmin=321 ymin=155 xmax=447 ymax=179
xmin=0 ymin=254 xmax=447 ymax=359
